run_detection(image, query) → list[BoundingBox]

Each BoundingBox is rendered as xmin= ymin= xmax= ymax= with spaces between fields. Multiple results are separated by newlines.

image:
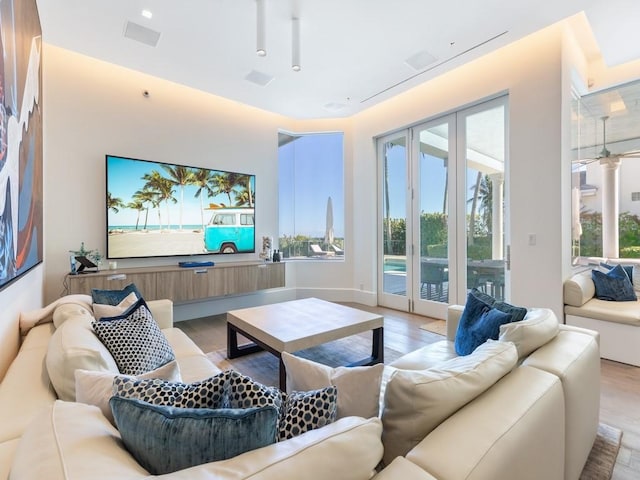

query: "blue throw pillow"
xmin=110 ymin=397 xmax=278 ymax=475
xmin=493 ymin=301 xmax=528 ymax=322
xmin=592 ymin=264 xmax=637 ymax=301
xmin=92 ymin=283 xmax=142 ymax=305
xmin=455 ymin=300 xmax=512 ymax=356
xmin=599 ymin=263 xmax=634 ymax=283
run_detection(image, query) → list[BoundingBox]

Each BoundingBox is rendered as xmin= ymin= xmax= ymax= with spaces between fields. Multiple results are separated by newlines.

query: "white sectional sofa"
xmin=564 ymin=267 xmax=640 ymax=366
xmin=0 ymin=295 xmax=601 ymax=480
xmin=375 ymin=305 xmax=601 ymax=480
xmin=0 ymin=296 xmax=383 ymax=479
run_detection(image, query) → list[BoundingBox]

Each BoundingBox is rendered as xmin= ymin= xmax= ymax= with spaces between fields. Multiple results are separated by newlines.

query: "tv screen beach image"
xmin=106 ymin=155 xmax=255 ymax=259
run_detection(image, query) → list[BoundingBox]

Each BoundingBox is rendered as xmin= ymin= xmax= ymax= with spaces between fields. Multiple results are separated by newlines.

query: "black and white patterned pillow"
xmin=112 ymin=371 xmax=228 ymax=409
xmin=92 ymin=298 xmax=175 ymax=375
xmin=279 ymin=386 xmax=338 ymax=441
xmin=226 ymin=370 xmax=283 ymax=411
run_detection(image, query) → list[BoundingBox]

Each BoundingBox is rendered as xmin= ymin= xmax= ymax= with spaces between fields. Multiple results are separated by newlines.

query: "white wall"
xmin=350 ymin=23 xmax=569 ymax=317
xmin=42 ymin=45 xmax=300 ymax=318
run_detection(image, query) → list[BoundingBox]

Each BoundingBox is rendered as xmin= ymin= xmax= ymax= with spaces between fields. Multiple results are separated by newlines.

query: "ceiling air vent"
xmin=245 ymin=70 xmax=274 ymax=87
xmin=124 ymin=21 xmax=161 ymax=47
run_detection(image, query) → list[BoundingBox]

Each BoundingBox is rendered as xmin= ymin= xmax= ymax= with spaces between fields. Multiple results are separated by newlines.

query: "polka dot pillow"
xmin=92 ymin=298 xmax=175 ymax=375
xmin=112 ymin=369 xmax=337 ymax=441
xmin=279 ymin=386 xmax=338 ymax=440
xmin=113 ymin=371 xmax=227 ymax=409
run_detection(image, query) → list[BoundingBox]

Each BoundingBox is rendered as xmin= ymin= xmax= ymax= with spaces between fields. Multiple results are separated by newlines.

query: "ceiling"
xmin=34 ymin=0 xmax=636 ymax=120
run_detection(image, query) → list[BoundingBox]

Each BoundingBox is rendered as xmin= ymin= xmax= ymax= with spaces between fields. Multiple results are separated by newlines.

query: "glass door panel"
xmin=462 ymin=102 xmax=506 ymax=301
xmin=412 ymin=119 xmax=453 ymax=318
xmin=379 ymin=133 xmax=410 ymax=311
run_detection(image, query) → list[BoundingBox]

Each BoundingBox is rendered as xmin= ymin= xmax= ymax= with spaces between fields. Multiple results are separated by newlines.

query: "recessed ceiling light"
xmin=142 ymin=9 xmax=153 ymax=19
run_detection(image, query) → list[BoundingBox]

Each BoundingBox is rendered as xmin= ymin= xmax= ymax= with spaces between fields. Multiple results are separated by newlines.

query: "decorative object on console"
xmin=260 ymin=235 xmax=273 ymax=261
xmin=69 ymin=242 xmax=103 ymax=273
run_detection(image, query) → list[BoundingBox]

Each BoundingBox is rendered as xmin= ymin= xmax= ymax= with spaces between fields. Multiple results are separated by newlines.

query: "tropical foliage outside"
xmin=578 ymin=211 xmax=640 ymax=258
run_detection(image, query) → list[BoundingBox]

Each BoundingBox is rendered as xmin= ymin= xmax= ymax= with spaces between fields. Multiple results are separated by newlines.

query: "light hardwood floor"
xmin=176 ymin=303 xmax=640 ymax=480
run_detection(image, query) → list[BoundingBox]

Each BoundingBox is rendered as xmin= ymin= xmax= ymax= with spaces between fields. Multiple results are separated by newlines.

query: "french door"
xmin=378 ymin=96 xmax=508 ymax=318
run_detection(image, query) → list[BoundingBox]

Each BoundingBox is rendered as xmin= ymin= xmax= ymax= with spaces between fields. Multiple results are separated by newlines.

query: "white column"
xmin=600 ymin=158 xmax=621 ymax=258
xmin=490 ymin=173 xmax=504 ymax=260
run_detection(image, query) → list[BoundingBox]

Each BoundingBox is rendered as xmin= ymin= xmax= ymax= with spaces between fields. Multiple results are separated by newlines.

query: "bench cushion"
xmin=564 ymin=298 xmax=640 ymax=326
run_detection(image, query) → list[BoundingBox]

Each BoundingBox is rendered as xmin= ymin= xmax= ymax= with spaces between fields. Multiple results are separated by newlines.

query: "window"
xmin=278 ymin=131 xmax=344 ymax=260
xmin=572 ymin=79 xmax=640 ymax=261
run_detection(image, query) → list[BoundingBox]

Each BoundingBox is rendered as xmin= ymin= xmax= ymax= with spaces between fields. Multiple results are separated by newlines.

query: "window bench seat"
xmin=564 ymin=270 xmax=640 ymax=366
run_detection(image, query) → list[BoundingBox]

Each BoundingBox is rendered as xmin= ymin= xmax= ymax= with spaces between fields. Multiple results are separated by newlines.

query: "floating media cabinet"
xmin=66 ymin=261 xmax=285 ymax=303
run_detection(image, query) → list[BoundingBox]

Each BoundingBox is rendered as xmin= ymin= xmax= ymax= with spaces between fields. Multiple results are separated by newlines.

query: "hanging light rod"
xmin=292 ymin=17 xmax=301 ymax=71
xmin=256 ymin=0 xmax=266 ymax=57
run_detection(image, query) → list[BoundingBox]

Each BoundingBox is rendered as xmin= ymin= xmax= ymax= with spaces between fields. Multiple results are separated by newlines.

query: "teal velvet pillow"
xmin=92 ymin=283 xmax=142 ymax=305
xmin=592 ymin=264 xmax=637 ymax=301
xmin=110 ymin=396 xmax=278 ymax=475
xmin=454 ymin=292 xmax=512 ymax=355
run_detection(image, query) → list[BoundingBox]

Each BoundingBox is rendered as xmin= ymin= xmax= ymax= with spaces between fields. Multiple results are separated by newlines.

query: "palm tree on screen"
xmin=107 ymin=192 xmax=125 ymax=214
xmin=193 ymin=168 xmax=216 ymax=230
xmin=235 ymin=174 xmax=254 ymax=207
xmin=126 ymin=199 xmax=145 ymax=230
xmin=143 ymin=171 xmax=176 ymax=231
xmin=211 ymin=172 xmax=242 ymax=206
xmin=161 ymin=165 xmax=195 ymax=230
xmin=133 ymin=188 xmax=156 ymax=230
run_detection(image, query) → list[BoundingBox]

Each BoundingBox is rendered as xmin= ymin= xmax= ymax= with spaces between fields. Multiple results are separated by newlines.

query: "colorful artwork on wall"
xmin=0 ymin=0 xmax=43 ymax=290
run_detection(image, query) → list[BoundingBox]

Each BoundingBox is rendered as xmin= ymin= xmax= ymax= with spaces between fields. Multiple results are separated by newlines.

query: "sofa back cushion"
xmin=10 ymin=400 xmax=383 ymax=480
xmin=499 ymin=308 xmax=559 ymax=359
xmin=46 ymin=316 xmax=119 ymax=401
xmin=381 ymin=340 xmax=517 ymax=465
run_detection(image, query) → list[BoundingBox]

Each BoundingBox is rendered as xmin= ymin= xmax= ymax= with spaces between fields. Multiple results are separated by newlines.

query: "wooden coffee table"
xmin=226 ymin=298 xmax=384 ymax=390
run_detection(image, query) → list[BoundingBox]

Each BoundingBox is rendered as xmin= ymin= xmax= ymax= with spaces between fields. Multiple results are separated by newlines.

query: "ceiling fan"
xmin=576 ymin=116 xmax=640 ymax=165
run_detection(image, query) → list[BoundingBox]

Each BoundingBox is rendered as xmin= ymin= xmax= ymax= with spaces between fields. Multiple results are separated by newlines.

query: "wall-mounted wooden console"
xmin=66 ymin=261 xmax=285 ymax=303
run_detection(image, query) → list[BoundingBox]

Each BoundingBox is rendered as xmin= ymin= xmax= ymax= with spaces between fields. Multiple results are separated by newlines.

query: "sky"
xmin=106 ymin=156 xmax=255 ymax=227
xmin=279 ymin=133 xmax=344 ymax=239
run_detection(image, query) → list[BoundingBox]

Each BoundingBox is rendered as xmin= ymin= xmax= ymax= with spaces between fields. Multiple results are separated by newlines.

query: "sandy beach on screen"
xmin=108 ymin=230 xmax=208 ymax=257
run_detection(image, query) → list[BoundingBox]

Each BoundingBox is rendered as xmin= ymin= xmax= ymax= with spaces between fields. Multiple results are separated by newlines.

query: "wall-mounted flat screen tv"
xmin=106 ymin=155 xmax=255 ymax=259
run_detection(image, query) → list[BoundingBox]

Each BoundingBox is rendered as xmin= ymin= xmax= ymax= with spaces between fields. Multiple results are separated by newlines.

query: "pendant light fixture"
xmin=291 ymin=17 xmax=301 ymax=71
xmin=256 ymin=0 xmax=266 ymax=57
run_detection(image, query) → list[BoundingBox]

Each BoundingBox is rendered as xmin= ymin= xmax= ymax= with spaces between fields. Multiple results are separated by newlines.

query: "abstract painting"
xmin=0 ymin=0 xmax=43 ymax=290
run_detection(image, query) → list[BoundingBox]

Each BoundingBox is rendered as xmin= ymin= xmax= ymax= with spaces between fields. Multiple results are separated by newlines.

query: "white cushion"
xmin=74 ymin=360 xmax=181 ymax=423
xmin=92 ymin=291 xmax=138 ymax=320
xmin=10 ymin=401 xmax=149 ymax=480
xmin=499 ymin=308 xmax=559 ymax=358
xmin=381 ymin=340 xmax=517 ymax=465
xmin=10 ymin=401 xmax=383 ymax=480
xmin=281 ymin=352 xmax=384 ymax=419
xmin=46 ymin=316 xmax=119 ymax=401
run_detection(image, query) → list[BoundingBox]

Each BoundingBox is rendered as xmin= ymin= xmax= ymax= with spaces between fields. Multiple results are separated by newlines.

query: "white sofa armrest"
xmin=564 ymin=272 xmax=595 ymax=307
xmin=446 ymin=305 xmax=464 ymax=341
xmin=147 ymin=299 xmax=173 ymax=329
